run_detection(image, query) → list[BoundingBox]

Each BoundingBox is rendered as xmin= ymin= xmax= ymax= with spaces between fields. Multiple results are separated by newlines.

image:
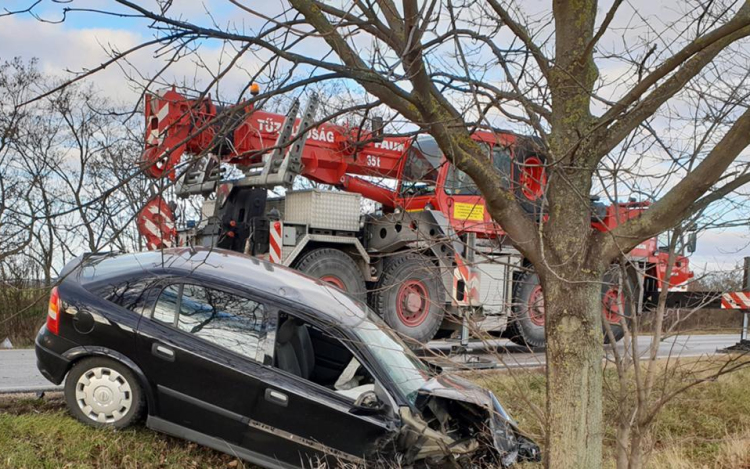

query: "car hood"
xmin=395 ymin=374 xmax=540 ymax=467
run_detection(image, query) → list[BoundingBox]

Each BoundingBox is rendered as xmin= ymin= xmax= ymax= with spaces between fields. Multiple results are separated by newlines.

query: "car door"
xmin=237 ymin=313 xmax=399 ymax=466
xmin=136 ymin=281 xmax=270 ymax=445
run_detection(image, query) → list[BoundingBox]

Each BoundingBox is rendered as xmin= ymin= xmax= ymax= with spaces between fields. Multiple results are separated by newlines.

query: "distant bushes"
xmin=0 ymin=262 xmax=48 ymax=347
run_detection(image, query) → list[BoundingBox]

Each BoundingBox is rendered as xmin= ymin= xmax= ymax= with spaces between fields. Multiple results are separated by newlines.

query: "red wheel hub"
xmin=527 ymin=285 xmax=546 ymax=326
xmin=396 ymin=280 xmax=430 ymax=327
xmin=602 ymin=287 xmax=624 ymax=324
xmin=321 ymin=275 xmax=346 ymax=292
xmin=520 ymin=156 xmax=546 ymax=201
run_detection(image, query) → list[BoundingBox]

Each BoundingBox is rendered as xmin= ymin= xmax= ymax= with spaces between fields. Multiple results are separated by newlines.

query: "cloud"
xmin=691 ymin=228 xmax=750 ymax=273
xmin=0 ymin=15 xmax=265 ymax=104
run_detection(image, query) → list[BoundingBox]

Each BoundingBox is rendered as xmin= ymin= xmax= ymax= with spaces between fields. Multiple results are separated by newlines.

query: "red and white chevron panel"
xmin=136 ymin=196 xmax=176 ymax=251
xmin=269 ymin=221 xmax=283 ymax=264
xmin=721 ymin=292 xmax=750 ymax=310
xmin=452 ymin=253 xmax=481 ymax=307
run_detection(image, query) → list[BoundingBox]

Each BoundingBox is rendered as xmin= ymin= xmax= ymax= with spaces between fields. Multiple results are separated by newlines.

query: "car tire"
xmin=372 ymin=253 xmax=445 ymax=343
xmin=64 ymin=357 xmax=145 ymax=429
xmin=294 ymin=248 xmax=367 ymax=302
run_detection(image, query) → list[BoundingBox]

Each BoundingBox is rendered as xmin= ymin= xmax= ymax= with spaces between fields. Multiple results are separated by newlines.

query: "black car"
xmin=36 ymin=247 xmax=539 ymax=468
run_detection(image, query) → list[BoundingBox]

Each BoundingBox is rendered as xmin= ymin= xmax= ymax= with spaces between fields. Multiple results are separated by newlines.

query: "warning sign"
xmin=453 ymin=202 xmax=485 ymax=221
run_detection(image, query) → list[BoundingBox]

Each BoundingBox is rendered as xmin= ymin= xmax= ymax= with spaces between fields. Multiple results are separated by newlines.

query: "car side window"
xmin=153 ymin=284 xmax=180 ymax=325
xmin=98 ymin=277 xmax=155 ymax=315
xmin=273 ymin=313 xmax=379 ymax=404
xmin=177 ymin=284 xmax=267 ymax=361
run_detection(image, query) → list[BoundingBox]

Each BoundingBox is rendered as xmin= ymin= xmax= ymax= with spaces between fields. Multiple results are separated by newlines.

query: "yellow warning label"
xmin=453 ymin=203 xmax=485 ymax=221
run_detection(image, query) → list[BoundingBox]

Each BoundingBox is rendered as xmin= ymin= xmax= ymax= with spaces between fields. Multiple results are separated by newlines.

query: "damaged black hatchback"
xmin=36 ymin=248 xmax=540 ymax=468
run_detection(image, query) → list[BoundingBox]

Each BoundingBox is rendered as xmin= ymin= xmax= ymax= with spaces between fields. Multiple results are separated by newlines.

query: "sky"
xmin=0 ymin=0 xmax=748 ymax=274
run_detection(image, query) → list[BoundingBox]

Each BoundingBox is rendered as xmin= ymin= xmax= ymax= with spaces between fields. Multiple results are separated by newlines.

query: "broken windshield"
xmin=353 ymin=313 xmax=432 ymax=404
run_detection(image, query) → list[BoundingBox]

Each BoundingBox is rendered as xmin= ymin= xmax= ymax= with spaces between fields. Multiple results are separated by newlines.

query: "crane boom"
xmin=142 ymin=88 xmax=410 ymax=206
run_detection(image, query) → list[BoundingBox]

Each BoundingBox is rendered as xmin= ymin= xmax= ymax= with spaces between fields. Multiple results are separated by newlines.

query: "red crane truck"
xmin=135 ymin=87 xmax=709 ymax=347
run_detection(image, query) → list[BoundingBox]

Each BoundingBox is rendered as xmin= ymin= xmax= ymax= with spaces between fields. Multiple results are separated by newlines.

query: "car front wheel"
xmin=64 ymin=357 xmax=145 ymax=429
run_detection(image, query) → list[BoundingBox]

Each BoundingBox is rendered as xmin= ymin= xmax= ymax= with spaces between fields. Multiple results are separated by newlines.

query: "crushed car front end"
xmin=350 ymin=309 xmax=540 ymax=467
xmin=392 ymin=375 xmax=540 ymax=467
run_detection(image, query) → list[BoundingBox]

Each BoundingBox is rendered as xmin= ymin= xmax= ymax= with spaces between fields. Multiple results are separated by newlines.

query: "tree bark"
xmin=544 ymin=273 xmax=604 ymax=468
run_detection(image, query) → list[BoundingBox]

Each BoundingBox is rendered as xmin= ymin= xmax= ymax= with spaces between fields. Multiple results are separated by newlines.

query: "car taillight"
xmin=47 ymin=287 xmax=61 ymax=335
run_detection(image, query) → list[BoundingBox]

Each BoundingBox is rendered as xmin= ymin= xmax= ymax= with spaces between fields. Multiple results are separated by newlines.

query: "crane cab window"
xmin=445 ymin=144 xmax=512 ymax=195
xmin=400 ymin=137 xmax=443 ymax=197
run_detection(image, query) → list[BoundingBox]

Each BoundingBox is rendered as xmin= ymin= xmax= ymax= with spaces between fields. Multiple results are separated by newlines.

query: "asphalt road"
xmin=427 ymin=333 xmax=745 ymax=370
xmin=0 ymin=349 xmax=58 ymax=394
xmin=0 ymin=334 xmax=744 ymax=393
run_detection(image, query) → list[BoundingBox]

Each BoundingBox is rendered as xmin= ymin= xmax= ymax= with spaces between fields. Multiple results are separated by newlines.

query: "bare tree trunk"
xmin=628 ymin=429 xmax=645 ymax=469
xmin=616 ymin=421 xmax=631 ymax=469
xmin=544 ymin=275 xmax=604 ymax=468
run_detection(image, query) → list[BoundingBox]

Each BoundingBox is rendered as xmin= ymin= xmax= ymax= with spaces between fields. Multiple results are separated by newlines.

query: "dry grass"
xmin=1 ymin=361 xmax=749 ymax=468
xmin=468 ymin=359 xmax=750 ymax=469
xmin=0 ymin=394 xmax=244 ymax=468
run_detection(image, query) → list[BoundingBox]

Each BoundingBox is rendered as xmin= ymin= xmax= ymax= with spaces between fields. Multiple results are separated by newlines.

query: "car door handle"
xmin=151 ymin=343 xmax=175 ymax=362
xmin=265 ymin=389 xmax=288 ymax=407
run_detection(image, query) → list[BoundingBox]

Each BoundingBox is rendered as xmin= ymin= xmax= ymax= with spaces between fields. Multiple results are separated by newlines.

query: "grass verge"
xmin=0 ymin=394 xmax=243 ymax=468
xmin=2 ymin=362 xmax=749 ymax=468
xmin=471 ymin=359 xmax=750 ymax=469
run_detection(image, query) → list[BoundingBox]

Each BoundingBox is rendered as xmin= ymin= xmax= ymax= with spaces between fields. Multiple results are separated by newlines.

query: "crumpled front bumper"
xmin=396 ymin=376 xmax=541 ymax=467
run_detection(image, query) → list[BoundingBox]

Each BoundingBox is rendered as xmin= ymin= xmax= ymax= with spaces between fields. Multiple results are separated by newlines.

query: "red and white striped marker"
xmin=721 ymin=292 xmax=750 ymax=310
xmin=141 ymin=89 xmax=189 ymax=179
xmin=136 ymin=196 xmax=176 ymax=251
xmin=453 ymin=253 xmax=481 ymax=306
xmin=269 ymin=221 xmax=283 ymax=264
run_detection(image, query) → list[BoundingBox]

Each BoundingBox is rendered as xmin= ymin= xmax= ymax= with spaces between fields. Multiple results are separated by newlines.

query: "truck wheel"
xmin=373 ymin=254 xmax=445 ymax=343
xmin=508 ymin=268 xmax=637 ymax=348
xmin=514 ymin=153 xmax=547 ymax=216
xmin=507 ymin=270 xmax=546 ymax=348
xmin=295 ymin=248 xmax=366 ymax=302
xmin=601 ymin=268 xmax=636 ymax=344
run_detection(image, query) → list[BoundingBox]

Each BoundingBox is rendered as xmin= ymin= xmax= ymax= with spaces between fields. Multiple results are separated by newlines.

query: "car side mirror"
xmin=350 ymin=390 xmax=387 ymax=416
xmin=686 ymin=231 xmax=697 ymax=254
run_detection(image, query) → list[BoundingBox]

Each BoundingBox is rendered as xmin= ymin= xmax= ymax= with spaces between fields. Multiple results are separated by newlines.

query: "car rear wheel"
xmin=64 ymin=357 xmax=144 ymax=429
xmin=372 ymin=253 xmax=445 ymax=343
xmin=294 ymin=248 xmax=367 ymax=302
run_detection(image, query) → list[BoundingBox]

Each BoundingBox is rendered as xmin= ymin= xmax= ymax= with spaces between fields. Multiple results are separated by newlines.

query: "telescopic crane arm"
xmin=142 ymin=88 xmax=410 ymax=207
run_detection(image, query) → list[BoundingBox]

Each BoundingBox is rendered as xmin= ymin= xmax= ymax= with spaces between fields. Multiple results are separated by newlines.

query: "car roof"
xmin=77 ymin=247 xmax=370 ymax=327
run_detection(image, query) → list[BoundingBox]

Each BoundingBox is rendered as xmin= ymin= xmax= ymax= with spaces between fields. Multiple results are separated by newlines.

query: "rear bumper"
xmin=35 ymin=327 xmax=72 ymax=385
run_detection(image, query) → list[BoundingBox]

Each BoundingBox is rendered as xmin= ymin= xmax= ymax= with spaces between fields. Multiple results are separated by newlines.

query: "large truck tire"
xmin=508 ymin=267 xmax=636 ymax=348
xmin=372 ymin=253 xmax=445 ymax=344
xmin=601 ymin=267 xmax=636 ymax=344
xmin=507 ymin=270 xmax=546 ymax=348
xmin=295 ymin=248 xmax=366 ymax=302
xmin=514 ymin=151 xmax=546 ymax=216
